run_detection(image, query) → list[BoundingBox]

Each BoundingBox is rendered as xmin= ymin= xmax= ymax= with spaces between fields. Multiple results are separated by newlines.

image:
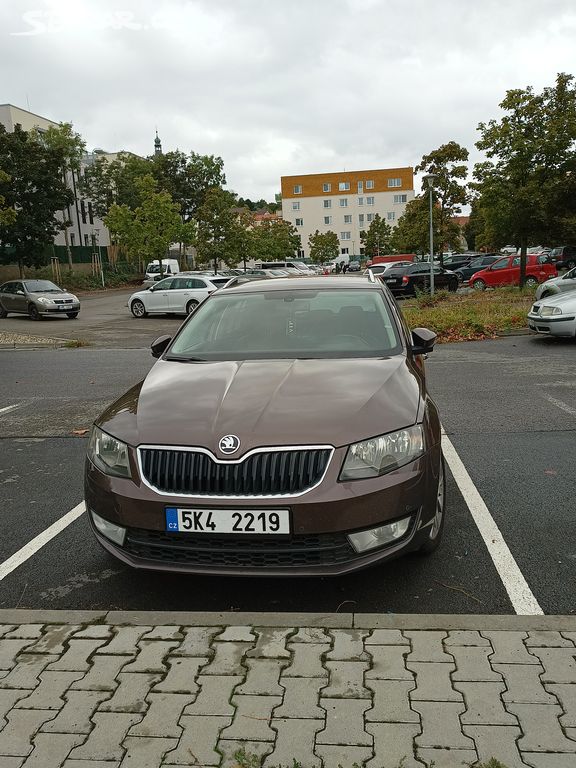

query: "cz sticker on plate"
xmin=165 ymin=507 xmax=290 ymax=535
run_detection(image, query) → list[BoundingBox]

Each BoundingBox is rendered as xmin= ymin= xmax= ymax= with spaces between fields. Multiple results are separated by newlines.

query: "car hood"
xmin=97 ymin=357 xmax=423 ymax=453
xmin=30 ymin=291 xmax=77 ymax=300
xmin=533 ymin=291 xmax=576 ymax=310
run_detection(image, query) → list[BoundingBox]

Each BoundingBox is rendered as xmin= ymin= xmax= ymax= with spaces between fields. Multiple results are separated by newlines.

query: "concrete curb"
xmin=2 ymin=609 xmax=576 ymax=630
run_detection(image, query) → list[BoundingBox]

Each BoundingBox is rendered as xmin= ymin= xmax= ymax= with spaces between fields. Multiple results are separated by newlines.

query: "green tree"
xmin=391 ymin=196 xmax=461 ymax=255
xmin=81 ymin=151 xmax=153 ymax=218
xmin=0 ymin=124 xmax=74 ymax=274
xmin=361 ymin=214 xmax=393 ymax=259
xmin=151 ymin=150 xmax=226 ymax=222
xmin=308 ymin=230 xmax=339 ymax=263
xmin=250 ymin=219 xmax=300 ymax=262
xmin=196 ymin=187 xmax=243 ymax=271
xmin=0 ymin=171 xmax=16 ymax=226
xmin=416 ymin=141 xmax=469 ymax=264
xmin=104 ymin=175 xmax=183 ymax=270
xmin=40 ymin=123 xmax=85 ymax=269
xmin=474 ymin=73 xmax=576 ymax=285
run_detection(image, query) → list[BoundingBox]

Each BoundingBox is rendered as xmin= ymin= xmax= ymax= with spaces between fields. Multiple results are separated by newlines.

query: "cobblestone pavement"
xmin=1 ymin=613 xmax=576 ymax=767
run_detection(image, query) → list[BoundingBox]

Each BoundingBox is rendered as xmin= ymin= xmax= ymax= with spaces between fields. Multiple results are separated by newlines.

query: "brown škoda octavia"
xmin=85 ymin=276 xmax=444 ymax=575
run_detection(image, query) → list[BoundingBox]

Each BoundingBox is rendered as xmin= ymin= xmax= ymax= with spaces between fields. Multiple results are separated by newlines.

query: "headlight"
xmin=340 ymin=425 xmax=424 ymax=481
xmin=87 ymin=426 xmax=131 ymax=478
xmin=37 ymin=297 xmax=53 ymax=305
xmin=540 ymin=306 xmax=562 ymax=317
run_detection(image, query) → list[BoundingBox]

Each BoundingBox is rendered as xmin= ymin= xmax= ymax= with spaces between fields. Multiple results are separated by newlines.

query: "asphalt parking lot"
xmin=0 ymin=294 xmax=575 ymax=616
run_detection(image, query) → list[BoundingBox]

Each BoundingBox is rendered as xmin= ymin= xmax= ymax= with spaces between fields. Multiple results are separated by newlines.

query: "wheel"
xmin=448 ymin=279 xmax=458 ymax=292
xmin=130 ymin=300 xmax=147 ymax=318
xmin=566 ymin=259 xmax=576 ymax=270
xmin=456 ymin=272 xmax=464 ymax=283
xmin=186 ymin=299 xmax=199 ymax=315
xmin=28 ymin=304 xmax=41 ymax=321
xmin=418 ymin=454 xmax=446 ymax=555
xmin=0 ymin=306 xmax=7 ymax=319
xmin=524 ymin=276 xmax=538 ymax=288
xmin=66 ymin=312 xmax=78 ymax=319
xmin=472 ymin=279 xmax=486 ymax=291
xmin=540 ymin=291 xmax=552 ymax=299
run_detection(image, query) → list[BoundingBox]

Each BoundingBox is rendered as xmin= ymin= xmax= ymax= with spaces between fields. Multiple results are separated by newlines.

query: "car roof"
xmin=218 ymin=276 xmax=382 ymax=294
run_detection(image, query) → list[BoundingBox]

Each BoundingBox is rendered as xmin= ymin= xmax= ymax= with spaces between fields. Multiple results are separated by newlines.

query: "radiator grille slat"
xmin=139 ymin=448 xmax=331 ymax=497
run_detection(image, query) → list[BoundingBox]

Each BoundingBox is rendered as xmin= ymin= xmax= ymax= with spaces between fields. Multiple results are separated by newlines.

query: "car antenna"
xmin=367 ymin=269 xmax=376 ymax=283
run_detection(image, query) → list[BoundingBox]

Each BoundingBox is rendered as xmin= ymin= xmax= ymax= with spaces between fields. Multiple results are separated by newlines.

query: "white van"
xmin=144 ymin=259 xmax=180 ymax=282
xmin=257 ymin=261 xmax=314 ymax=275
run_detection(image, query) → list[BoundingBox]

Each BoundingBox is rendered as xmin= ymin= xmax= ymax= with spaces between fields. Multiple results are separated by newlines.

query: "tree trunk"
xmin=18 ymin=258 xmax=24 ymax=279
xmin=64 ymin=226 xmax=73 ymax=271
xmin=519 ymin=235 xmax=528 ymax=288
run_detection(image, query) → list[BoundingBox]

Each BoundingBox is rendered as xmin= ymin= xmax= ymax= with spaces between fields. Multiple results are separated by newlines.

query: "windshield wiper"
xmin=165 ymin=355 xmax=207 ymax=362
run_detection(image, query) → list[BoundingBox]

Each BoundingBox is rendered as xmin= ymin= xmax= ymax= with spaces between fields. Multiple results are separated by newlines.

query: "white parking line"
xmin=442 ymin=432 xmax=543 ymax=615
xmin=540 ymin=392 xmax=576 ymax=417
xmin=0 ymin=403 xmax=22 ymax=415
xmin=0 ymin=502 xmax=85 ymax=581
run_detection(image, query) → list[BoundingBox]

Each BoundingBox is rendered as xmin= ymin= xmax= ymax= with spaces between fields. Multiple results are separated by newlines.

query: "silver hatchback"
xmin=535 ymin=266 xmax=576 ymax=300
xmin=0 ymin=279 xmax=81 ymax=320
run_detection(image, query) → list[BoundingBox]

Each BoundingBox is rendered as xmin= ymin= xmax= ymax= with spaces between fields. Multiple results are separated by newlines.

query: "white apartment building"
xmin=0 ymin=104 xmax=114 ymax=248
xmin=281 ymin=167 xmax=414 ymax=259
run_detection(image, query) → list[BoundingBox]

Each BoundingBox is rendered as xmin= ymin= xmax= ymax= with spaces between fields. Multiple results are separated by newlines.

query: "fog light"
xmin=91 ymin=510 xmax=126 ymax=546
xmin=348 ymin=517 xmax=411 ymax=554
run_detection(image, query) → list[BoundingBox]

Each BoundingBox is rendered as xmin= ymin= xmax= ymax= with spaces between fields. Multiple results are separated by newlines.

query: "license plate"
xmin=385 ymin=278 xmax=398 ymax=283
xmin=59 ymin=305 xmax=69 ymax=310
xmin=165 ymin=507 xmax=290 ymax=535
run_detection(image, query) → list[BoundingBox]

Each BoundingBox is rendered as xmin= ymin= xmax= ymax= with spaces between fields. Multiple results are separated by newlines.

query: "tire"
xmin=566 ymin=259 xmax=576 ymax=270
xmin=66 ymin=312 xmax=78 ymax=319
xmin=418 ymin=454 xmax=446 ymax=555
xmin=456 ymin=272 xmax=464 ymax=283
xmin=540 ymin=291 xmax=552 ymax=299
xmin=130 ymin=300 xmax=147 ymax=318
xmin=472 ymin=279 xmax=486 ymax=291
xmin=0 ymin=306 xmax=8 ymax=319
xmin=448 ymin=279 xmax=458 ymax=292
xmin=186 ymin=299 xmax=199 ymax=315
xmin=524 ymin=276 xmax=538 ymax=288
xmin=28 ymin=304 xmax=41 ymax=321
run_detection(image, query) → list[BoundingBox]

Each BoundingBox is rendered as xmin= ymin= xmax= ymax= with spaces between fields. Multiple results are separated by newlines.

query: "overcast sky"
xmin=2 ymin=0 xmax=576 ymax=200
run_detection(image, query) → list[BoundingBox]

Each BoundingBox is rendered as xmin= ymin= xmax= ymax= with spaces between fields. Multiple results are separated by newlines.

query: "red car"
xmin=470 ymin=254 xmax=557 ymax=290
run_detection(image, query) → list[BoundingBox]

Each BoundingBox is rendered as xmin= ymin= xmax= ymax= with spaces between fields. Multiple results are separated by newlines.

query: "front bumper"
xmin=38 ymin=304 xmax=80 ymax=314
xmin=528 ymin=313 xmax=576 ymax=337
xmin=85 ymin=443 xmax=442 ymax=576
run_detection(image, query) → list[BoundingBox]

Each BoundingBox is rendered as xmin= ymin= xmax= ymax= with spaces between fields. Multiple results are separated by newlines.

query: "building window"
xmin=339 ymin=198 xmax=348 ymax=208
xmin=341 ymin=247 xmax=349 ymax=255
xmin=80 ymin=200 xmax=86 ymax=224
xmin=394 ymin=194 xmax=407 ymax=203
xmin=358 ymin=197 xmax=364 ymax=206
xmin=338 ymin=181 xmax=350 ymax=191
xmin=324 ymin=216 xmax=332 ymax=225
xmin=295 ymin=218 xmax=303 ymax=226
xmin=388 ymin=178 xmax=402 ymax=187
xmin=70 ymin=233 xmax=75 ymax=246
xmin=387 ymin=211 xmax=396 ymax=221
xmin=366 ymin=180 xmax=374 ymax=189
xmin=366 ymin=196 xmax=375 ymax=205
xmin=323 ymin=199 xmax=332 ymax=208
xmin=344 ymin=214 xmax=352 ymax=224
xmin=367 ymin=213 xmax=374 ymax=223
xmin=84 ymin=234 xmax=89 ymax=246
xmin=340 ymin=231 xmax=351 ymax=240
xmin=292 ymin=201 xmax=300 ymax=210
xmin=293 ymin=184 xmax=302 ymax=194
xmin=88 ymin=202 xmax=94 ymax=225
xmin=360 ymin=247 xmax=365 ymax=256
xmin=357 ymin=181 xmax=363 ymax=193
xmin=358 ymin=214 xmax=364 ymax=226
xmin=323 ymin=182 xmax=331 ymax=192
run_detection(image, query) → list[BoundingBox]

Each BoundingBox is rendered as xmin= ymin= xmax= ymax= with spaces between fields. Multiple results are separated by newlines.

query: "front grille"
xmin=124 ymin=527 xmax=355 ymax=568
xmin=139 ymin=447 xmax=332 ymax=497
xmin=54 ymin=299 xmax=73 ymax=304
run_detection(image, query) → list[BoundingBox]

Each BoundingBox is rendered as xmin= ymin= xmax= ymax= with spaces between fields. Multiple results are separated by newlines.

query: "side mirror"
xmin=151 ymin=335 xmax=171 ymax=358
xmin=411 ymin=327 xmax=437 ymax=356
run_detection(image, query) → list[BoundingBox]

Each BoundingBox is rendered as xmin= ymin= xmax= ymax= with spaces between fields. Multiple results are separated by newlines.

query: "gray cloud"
xmin=2 ymin=0 xmax=576 ymax=198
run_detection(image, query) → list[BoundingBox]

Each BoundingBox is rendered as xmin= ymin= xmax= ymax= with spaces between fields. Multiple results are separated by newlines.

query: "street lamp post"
xmin=422 ymin=173 xmax=437 ymax=296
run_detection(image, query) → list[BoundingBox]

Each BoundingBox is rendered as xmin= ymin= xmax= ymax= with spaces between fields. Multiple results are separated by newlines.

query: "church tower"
xmin=154 ymin=131 xmax=162 ymax=155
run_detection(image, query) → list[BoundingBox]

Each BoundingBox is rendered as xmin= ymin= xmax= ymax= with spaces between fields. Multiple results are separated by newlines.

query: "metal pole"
xmin=429 ymin=186 xmax=435 ymax=296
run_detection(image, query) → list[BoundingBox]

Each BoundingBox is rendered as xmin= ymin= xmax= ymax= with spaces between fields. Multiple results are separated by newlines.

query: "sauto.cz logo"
xmin=219 ymin=435 xmax=240 ymax=455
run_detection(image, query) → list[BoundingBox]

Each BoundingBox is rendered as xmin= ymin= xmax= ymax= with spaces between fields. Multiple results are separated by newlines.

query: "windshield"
xmin=167 ymin=289 xmax=401 ymax=361
xmin=147 ymin=264 xmax=171 ymax=274
xmin=23 ymin=280 xmax=62 ymax=293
